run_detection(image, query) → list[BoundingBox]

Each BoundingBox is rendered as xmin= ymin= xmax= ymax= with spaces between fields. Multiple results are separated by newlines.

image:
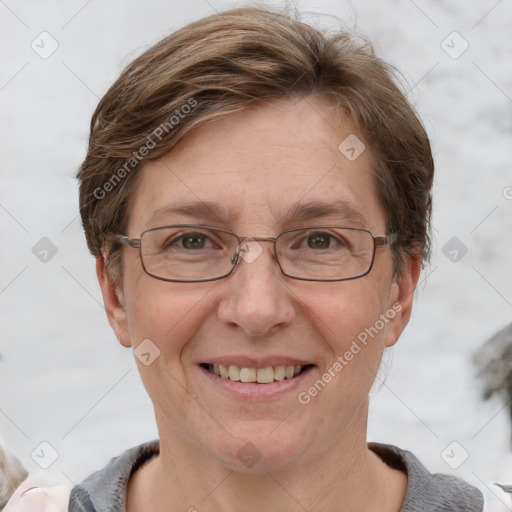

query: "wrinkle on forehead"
xmin=129 ymin=96 xmax=385 ymax=236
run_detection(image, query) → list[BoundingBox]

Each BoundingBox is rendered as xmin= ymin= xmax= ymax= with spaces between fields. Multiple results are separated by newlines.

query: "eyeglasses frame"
xmin=116 ymin=224 xmax=398 ymax=283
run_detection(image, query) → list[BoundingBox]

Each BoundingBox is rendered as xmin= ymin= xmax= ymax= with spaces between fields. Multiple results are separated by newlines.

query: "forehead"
xmin=128 ymin=97 xmax=386 ymax=234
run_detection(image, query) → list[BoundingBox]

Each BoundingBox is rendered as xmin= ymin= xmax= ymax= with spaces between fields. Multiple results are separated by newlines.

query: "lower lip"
xmin=198 ymin=366 xmax=315 ymax=400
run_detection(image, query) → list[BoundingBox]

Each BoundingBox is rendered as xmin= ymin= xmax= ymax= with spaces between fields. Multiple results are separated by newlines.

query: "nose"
xmin=217 ymin=239 xmax=296 ymax=337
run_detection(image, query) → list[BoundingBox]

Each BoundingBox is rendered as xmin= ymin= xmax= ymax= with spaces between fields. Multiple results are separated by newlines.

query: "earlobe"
xmin=385 ymin=254 xmax=421 ymax=348
xmin=96 ymin=257 xmax=132 ymax=348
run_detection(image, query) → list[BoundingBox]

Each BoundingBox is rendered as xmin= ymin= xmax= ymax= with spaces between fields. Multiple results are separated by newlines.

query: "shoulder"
xmin=69 ymin=440 xmax=159 ymax=512
xmin=1 ymin=439 xmax=70 ymax=512
xmin=0 ymin=438 xmax=28 ymax=508
xmin=0 ymin=441 xmax=159 ymax=512
xmin=479 ymin=483 xmax=512 ymax=512
xmin=3 ymin=441 xmax=158 ymax=512
xmin=3 ymin=478 xmax=71 ymax=512
xmin=369 ymin=442 xmax=492 ymax=512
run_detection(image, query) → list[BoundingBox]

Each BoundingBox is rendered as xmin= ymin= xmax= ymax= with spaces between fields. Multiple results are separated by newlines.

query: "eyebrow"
xmin=144 ymin=199 xmax=368 ymax=230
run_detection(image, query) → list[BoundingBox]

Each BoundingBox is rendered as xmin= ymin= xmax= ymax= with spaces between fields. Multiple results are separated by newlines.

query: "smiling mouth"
xmin=201 ymin=363 xmax=315 ymax=384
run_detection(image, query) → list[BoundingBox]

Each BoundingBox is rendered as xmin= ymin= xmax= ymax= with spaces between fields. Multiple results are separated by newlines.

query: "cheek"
xmin=124 ymin=275 xmax=216 ymax=361
xmin=122 ymin=283 xmax=209 ymax=424
xmin=312 ymin=279 xmax=391 ymax=345
xmin=306 ymin=279 xmax=393 ymax=389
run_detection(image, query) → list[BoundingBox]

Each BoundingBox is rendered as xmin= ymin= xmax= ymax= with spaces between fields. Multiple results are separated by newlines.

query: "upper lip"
xmin=200 ymin=356 xmax=315 ymax=368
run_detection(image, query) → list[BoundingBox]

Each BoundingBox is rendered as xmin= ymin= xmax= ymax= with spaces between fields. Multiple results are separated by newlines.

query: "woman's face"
xmin=99 ymin=96 xmax=418 ymax=472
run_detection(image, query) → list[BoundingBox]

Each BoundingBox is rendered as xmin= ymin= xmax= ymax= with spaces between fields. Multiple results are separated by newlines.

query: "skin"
xmin=97 ymin=95 xmax=420 ymax=512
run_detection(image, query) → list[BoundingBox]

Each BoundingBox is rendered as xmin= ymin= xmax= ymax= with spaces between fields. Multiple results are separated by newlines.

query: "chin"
xmin=204 ymin=424 xmax=313 ymax=474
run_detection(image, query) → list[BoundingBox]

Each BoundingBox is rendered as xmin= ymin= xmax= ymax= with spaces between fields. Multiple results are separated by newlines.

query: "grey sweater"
xmin=68 ymin=440 xmax=484 ymax=511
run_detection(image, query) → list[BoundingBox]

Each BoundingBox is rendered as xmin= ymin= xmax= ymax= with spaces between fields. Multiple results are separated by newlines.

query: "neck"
xmin=127 ymin=403 xmax=407 ymax=512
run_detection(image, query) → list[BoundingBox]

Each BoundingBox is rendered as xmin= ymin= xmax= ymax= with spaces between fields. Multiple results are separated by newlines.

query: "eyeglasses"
xmin=117 ymin=224 xmax=397 ymax=283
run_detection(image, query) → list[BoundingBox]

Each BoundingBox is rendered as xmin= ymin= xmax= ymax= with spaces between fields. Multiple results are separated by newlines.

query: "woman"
xmin=0 ymin=438 xmax=27 ymax=508
xmin=8 ymin=6 xmax=505 ymax=512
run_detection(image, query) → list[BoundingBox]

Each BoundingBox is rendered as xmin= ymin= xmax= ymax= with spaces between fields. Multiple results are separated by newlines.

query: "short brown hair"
xmin=77 ymin=7 xmax=434 ymax=287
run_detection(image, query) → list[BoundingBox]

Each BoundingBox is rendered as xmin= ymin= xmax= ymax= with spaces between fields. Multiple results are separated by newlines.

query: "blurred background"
xmin=1 ymin=0 xmax=511 ymax=497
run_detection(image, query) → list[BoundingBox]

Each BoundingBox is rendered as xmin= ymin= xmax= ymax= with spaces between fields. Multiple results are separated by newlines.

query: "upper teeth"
xmin=209 ymin=364 xmax=303 ymax=383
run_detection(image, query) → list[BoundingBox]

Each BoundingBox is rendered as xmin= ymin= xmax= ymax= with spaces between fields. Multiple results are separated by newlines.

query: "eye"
xmin=180 ymin=233 xmax=208 ymax=250
xmin=165 ymin=231 xmax=217 ymax=250
xmin=307 ymin=232 xmax=333 ymax=249
xmin=304 ymin=231 xmax=348 ymax=250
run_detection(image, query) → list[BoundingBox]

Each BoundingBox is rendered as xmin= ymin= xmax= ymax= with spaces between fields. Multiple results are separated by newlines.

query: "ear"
xmin=385 ymin=253 xmax=421 ymax=348
xmin=96 ymin=257 xmax=132 ymax=348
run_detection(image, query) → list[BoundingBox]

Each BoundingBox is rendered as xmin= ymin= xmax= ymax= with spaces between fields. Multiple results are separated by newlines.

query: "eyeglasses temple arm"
xmin=117 ymin=234 xmax=141 ymax=248
xmin=374 ymin=233 xmax=398 ymax=247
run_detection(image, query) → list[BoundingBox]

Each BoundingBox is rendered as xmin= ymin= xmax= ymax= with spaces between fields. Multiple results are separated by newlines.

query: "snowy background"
xmin=1 ymin=0 xmax=511 ymax=502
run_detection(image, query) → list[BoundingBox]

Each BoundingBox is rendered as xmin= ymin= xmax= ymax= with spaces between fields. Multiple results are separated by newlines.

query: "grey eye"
xmin=180 ymin=233 xmax=208 ymax=250
xmin=307 ymin=232 xmax=333 ymax=249
xmin=304 ymin=231 xmax=349 ymax=250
